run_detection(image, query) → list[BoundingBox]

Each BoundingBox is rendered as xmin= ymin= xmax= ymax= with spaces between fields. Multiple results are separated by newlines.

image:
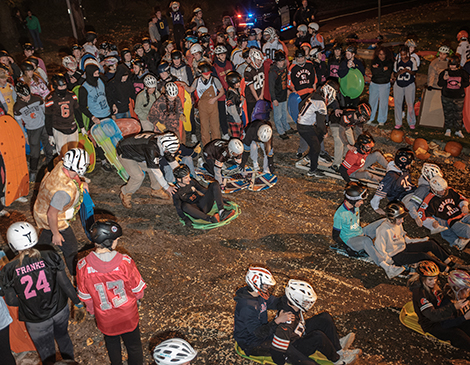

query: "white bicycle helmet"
xmin=190 ymin=43 xmax=203 ymax=55
xmin=308 ymin=22 xmax=319 ymax=31
xmin=144 ymin=74 xmax=158 ymax=88
xmin=249 ymin=47 xmax=264 ymax=69
xmin=257 ymin=124 xmax=272 ymax=142
xmin=153 ymin=338 xmax=197 ymax=365
xmin=63 ymin=148 xmax=90 ymax=176
xmin=214 ymin=45 xmax=228 ymax=55
xmin=7 ymin=222 xmax=38 ymax=252
xmin=285 ymin=279 xmax=317 ymax=312
xmin=297 ymin=24 xmax=308 ymax=33
xmin=405 ymin=39 xmax=417 ymax=48
xmin=309 ymin=47 xmax=322 ymax=60
xmin=198 ymin=26 xmax=208 ymax=34
xmin=228 ymin=138 xmax=243 ymax=156
xmin=263 ymin=27 xmax=277 ymax=42
xmin=226 ymin=26 xmax=236 ymax=34
xmin=62 ymin=55 xmax=78 ymax=72
xmin=246 ymin=267 xmax=276 ymax=300
xmin=165 ymin=82 xmax=179 ymax=98
xmin=421 ymin=163 xmax=443 ymax=182
xmin=159 ymin=132 xmax=180 ymax=154
xmin=438 ymin=45 xmax=450 ymax=54
xmin=429 ymin=176 xmax=448 ymax=196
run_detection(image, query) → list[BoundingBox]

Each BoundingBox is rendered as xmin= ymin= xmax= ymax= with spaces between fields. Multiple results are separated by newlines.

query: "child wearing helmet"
xmin=20 ymin=60 xmax=50 ymax=100
xmin=202 ymin=138 xmax=243 ymax=186
xmin=263 ymin=27 xmax=286 ymax=61
xmin=170 ymin=50 xmax=193 ymax=87
xmin=427 ymin=45 xmax=449 ymax=91
xmin=231 ymin=35 xmax=248 ymax=69
xmin=105 ymin=64 xmax=136 ymax=119
xmin=375 ymin=201 xmax=456 ymax=279
xmin=333 ymin=182 xmax=391 ymax=264
xmin=245 ymin=47 xmax=267 ymax=121
xmin=172 ymin=164 xmax=235 ymax=225
xmin=417 ymin=176 xmax=470 ymax=250
xmin=407 ymin=163 xmax=447 ymax=233
xmin=234 ymin=267 xmax=295 ymax=356
xmin=287 ymin=49 xmax=317 ymax=98
xmin=33 ymin=148 xmax=90 ymax=275
xmin=142 ymin=37 xmax=161 ymax=76
xmin=13 ymin=81 xmax=54 ymax=182
xmin=240 ymin=120 xmax=275 ymax=173
xmin=62 ymin=55 xmax=84 ymax=90
xmin=77 ymin=220 xmax=146 ymax=365
xmin=370 ymin=148 xmax=416 ymax=215
xmin=225 ymin=70 xmax=245 ymax=138
xmin=269 ymin=50 xmax=296 ymax=139
xmin=131 ymin=57 xmax=149 ymax=95
xmin=438 ymin=55 xmax=469 ymax=138
xmin=408 ymin=261 xmax=470 ymax=350
xmin=329 ymin=104 xmax=371 ymax=172
xmin=456 ymin=30 xmax=470 ymax=67
xmin=295 ymin=24 xmax=310 ymax=50
xmin=148 ymin=82 xmax=185 ymax=139
xmin=213 ymin=44 xmax=234 ymax=140
xmin=153 ymin=338 xmax=197 ymax=364
xmin=270 ymin=279 xmax=361 ymax=365
xmin=135 ymin=74 xmax=161 ymax=131
xmin=310 ymin=47 xmax=328 ymax=85
xmin=116 ymin=132 xmax=180 ymax=207
xmin=308 ymin=22 xmax=324 ymax=49
xmin=1 ymin=222 xmax=84 ymax=363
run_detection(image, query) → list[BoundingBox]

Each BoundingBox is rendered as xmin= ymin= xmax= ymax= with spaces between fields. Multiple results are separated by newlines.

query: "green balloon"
xmin=339 ymin=68 xmax=365 ymax=99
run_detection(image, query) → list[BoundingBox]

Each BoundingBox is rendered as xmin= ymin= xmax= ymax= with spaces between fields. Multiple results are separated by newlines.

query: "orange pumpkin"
xmin=445 ymin=141 xmax=463 ymax=157
xmin=416 ymin=152 xmax=431 ymax=160
xmin=413 ymin=138 xmax=428 ymax=153
xmin=390 ymin=129 xmax=405 ymax=143
xmin=454 ymin=161 xmax=466 ymax=171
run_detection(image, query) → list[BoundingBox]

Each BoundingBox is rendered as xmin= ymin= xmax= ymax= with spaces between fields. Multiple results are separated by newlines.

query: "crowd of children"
xmin=1 ymin=2 xmax=470 ymax=364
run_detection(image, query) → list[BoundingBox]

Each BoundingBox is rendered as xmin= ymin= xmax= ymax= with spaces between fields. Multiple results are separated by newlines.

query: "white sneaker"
xmin=381 ymin=262 xmax=405 ymax=279
xmin=339 ymin=332 xmax=355 ymax=351
xmin=252 ymin=162 xmax=260 ymax=171
xmin=455 ymin=130 xmax=464 ymax=138
xmin=430 ymin=225 xmax=448 ymax=235
xmin=334 ymin=349 xmax=358 ymax=365
xmin=222 ymin=133 xmax=230 ymax=140
xmin=191 ymin=134 xmax=198 ymax=144
xmin=445 ymin=129 xmax=451 ymax=137
xmin=15 ymin=196 xmax=28 ymax=203
xmin=0 ymin=209 xmax=9 ymax=217
xmin=454 ymin=238 xmax=470 ymax=251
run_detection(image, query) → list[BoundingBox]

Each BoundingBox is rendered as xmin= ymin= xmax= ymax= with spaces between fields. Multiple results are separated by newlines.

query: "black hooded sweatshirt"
xmin=106 ymin=64 xmax=136 ymax=113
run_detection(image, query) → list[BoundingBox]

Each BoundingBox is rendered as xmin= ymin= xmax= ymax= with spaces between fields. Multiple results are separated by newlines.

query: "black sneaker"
xmin=296 ymin=152 xmax=303 ymax=159
xmin=279 ymin=133 xmax=289 ymax=140
xmin=307 ymin=170 xmax=325 ymax=178
xmin=330 ymin=165 xmax=340 ymax=173
xmin=219 ymin=209 xmax=235 ymax=221
xmin=286 ymin=128 xmax=297 ymax=135
xmin=101 ymin=160 xmax=114 ymax=172
xmin=319 ymin=151 xmax=333 ymax=163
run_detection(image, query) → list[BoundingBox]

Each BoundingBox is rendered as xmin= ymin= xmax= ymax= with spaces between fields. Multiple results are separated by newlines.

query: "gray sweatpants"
xmin=393 ymin=82 xmax=416 ymax=128
xmin=350 ymin=151 xmax=388 ymax=182
xmin=347 ymin=218 xmax=387 ymax=265
xmin=119 ymin=156 xmax=163 ymax=195
xmin=330 ymin=125 xmax=355 ymax=166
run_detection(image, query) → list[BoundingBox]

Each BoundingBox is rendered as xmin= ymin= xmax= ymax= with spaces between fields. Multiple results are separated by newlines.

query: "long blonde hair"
xmin=16 ymin=248 xmax=41 ymax=267
xmin=22 ymin=71 xmax=46 ymax=87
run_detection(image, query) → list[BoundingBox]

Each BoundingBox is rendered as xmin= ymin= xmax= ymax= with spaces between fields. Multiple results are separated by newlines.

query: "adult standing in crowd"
xmin=25 ymin=10 xmax=43 ymax=51
xmin=368 ymin=46 xmax=393 ymax=126
xmin=293 ymin=0 xmax=315 ymax=27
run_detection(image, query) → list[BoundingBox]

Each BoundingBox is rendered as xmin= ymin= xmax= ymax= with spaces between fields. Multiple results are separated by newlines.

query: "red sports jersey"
xmin=341 ymin=150 xmax=370 ymax=175
xmin=77 ymin=252 xmax=146 ymax=336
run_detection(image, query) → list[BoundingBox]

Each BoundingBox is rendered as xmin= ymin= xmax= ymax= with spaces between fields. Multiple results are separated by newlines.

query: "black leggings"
xmin=297 ymin=124 xmax=323 ymax=173
xmin=38 ymin=226 xmax=78 ymax=276
xmin=218 ymin=100 xmax=229 ymax=135
xmin=104 ymin=323 xmax=143 ymax=365
xmin=428 ymin=320 xmax=470 ymax=350
xmin=0 ymin=325 xmax=16 ymax=365
xmin=392 ymin=239 xmax=449 ymax=272
xmin=182 ymin=182 xmax=224 ymax=221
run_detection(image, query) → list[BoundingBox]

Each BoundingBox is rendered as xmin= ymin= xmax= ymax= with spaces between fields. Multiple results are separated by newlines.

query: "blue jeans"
xmin=115 ymin=111 xmax=131 ymax=119
xmin=437 ymin=215 xmax=470 ymax=246
xmin=29 ymin=29 xmax=43 ymax=49
xmin=272 ymin=101 xmax=290 ymax=135
xmin=25 ymin=305 xmax=73 ymax=363
xmin=369 ymin=82 xmax=390 ymax=124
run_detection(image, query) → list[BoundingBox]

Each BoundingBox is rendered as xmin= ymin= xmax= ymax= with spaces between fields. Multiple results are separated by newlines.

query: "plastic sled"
xmin=247 ymin=171 xmax=278 ymax=191
xmin=235 ymin=342 xmax=333 ymax=365
xmin=288 ymin=92 xmax=302 ymax=122
xmin=179 ymin=201 xmax=240 ymax=230
xmin=183 ymin=90 xmax=192 ymax=132
xmin=80 ymin=189 xmax=95 ymax=241
xmin=90 ymin=118 xmax=129 ymax=181
xmin=78 ymin=133 xmax=96 ymax=173
xmin=399 ymin=301 xmax=451 ymax=345
xmin=195 ymin=167 xmax=250 ymax=194
xmin=339 ymin=68 xmax=365 ymax=99
xmin=418 ymin=88 xmax=444 ymax=129
xmin=251 ymin=100 xmax=272 ymax=122
xmin=115 ymin=118 xmax=141 ymax=137
xmin=0 ymin=115 xmax=29 ymax=206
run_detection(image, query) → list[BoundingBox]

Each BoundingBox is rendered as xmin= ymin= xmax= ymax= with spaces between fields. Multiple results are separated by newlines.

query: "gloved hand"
xmin=48 ymin=135 xmax=55 ymax=147
xmin=73 ymin=303 xmax=86 ymax=323
xmin=427 ymin=86 xmax=434 ymax=91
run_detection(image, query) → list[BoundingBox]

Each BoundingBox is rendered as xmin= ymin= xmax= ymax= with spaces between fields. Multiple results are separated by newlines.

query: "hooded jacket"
xmin=106 ymin=64 xmax=136 ymax=113
xmin=233 ymin=286 xmax=280 ymax=355
xmin=79 ymin=64 xmax=111 ymax=119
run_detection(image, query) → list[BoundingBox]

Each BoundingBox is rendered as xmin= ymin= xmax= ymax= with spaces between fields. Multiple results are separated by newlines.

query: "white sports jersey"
xmin=457 ymin=41 xmax=470 ymax=66
xmin=263 ymin=39 xmax=284 ymax=61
